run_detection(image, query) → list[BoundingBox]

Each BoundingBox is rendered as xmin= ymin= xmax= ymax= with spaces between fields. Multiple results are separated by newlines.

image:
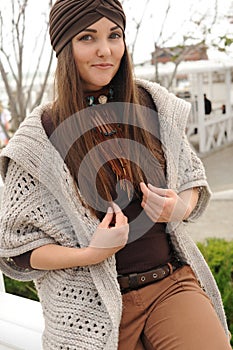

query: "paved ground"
xmin=188 ymin=143 xmax=233 ymax=242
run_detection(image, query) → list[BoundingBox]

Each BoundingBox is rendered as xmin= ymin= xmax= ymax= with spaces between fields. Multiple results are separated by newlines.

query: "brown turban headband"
xmin=49 ymin=0 xmax=126 ymax=56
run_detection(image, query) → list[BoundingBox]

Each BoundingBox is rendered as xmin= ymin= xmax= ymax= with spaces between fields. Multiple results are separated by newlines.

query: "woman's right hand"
xmin=87 ymin=204 xmax=129 ymax=265
xmin=30 ymin=204 xmax=129 ymax=270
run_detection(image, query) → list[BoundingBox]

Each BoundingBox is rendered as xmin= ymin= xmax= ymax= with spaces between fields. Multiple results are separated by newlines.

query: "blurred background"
xmin=0 ymin=1 xmax=232 ymax=348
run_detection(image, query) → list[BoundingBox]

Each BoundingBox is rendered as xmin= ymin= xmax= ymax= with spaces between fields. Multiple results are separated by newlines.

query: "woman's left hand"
xmin=140 ymin=183 xmax=198 ymax=223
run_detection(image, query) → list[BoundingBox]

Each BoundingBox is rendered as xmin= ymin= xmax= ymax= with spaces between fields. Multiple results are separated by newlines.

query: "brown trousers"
xmin=118 ymin=265 xmax=231 ymax=350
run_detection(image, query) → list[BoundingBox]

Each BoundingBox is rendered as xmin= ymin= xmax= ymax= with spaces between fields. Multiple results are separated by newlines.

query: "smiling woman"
xmin=0 ymin=0 xmax=231 ymax=350
xmin=72 ymin=18 xmax=125 ymax=91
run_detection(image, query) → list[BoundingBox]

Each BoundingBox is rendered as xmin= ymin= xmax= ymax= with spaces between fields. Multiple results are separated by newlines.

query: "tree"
xmin=151 ymin=0 xmax=219 ymax=88
xmin=211 ymin=1 xmax=233 ymax=55
xmin=0 ymin=0 xmax=54 ymax=137
xmin=121 ymin=0 xmax=150 ymax=63
xmin=122 ymin=0 xmax=228 ymax=90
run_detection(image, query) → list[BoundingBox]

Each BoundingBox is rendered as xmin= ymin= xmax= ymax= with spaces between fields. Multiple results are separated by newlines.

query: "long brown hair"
xmin=51 ymin=42 xmax=165 ymax=216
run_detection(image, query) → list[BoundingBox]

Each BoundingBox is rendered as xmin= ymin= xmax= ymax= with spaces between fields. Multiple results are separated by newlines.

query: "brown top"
xmin=12 ymin=86 xmax=172 ymax=273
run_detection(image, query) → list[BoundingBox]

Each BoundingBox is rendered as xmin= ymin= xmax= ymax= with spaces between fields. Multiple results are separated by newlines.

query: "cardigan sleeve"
xmin=177 ymin=133 xmax=212 ymax=221
xmin=0 ymin=159 xmax=78 ymax=281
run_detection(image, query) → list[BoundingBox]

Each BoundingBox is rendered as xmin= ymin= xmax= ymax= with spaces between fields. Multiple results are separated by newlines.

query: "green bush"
xmin=3 ymin=275 xmax=39 ymax=301
xmin=197 ymin=238 xmax=233 ymax=347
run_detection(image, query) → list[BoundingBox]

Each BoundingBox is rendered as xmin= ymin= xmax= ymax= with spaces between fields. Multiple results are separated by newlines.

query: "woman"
xmin=0 ymin=1 xmax=231 ymax=349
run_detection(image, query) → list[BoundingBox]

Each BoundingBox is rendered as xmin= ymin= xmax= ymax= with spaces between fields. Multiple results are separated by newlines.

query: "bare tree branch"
xmin=0 ymin=59 xmax=19 ymax=127
xmin=0 ymin=0 xmax=54 ymax=136
xmin=32 ymin=49 xmax=54 ymax=110
xmin=25 ymin=17 xmax=50 ymax=110
xmin=0 ymin=48 xmax=18 ymax=83
xmin=156 ymin=0 xmax=171 ymax=45
xmin=121 ymin=0 xmax=151 ymax=62
xmin=130 ymin=0 xmax=150 ymax=61
xmin=152 ymin=1 xmax=172 ymax=83
xmin=151 ymin=0 xmax=220 ymax=88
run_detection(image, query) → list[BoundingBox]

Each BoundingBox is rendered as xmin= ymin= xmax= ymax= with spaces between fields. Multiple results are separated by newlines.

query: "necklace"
xmin=85 ymin=87 xmax=114 ymax=107
xmin=86 ymin=87 xmax=119 ymax=137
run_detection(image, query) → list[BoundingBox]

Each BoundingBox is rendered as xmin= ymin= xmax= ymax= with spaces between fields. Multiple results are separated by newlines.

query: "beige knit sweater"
xmin=0 ymin=80 xmax=229 ymax=349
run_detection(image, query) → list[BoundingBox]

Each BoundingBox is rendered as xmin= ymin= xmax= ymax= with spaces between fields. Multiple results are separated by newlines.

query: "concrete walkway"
xmin=188 ymin=143 xmax=233 ymax=242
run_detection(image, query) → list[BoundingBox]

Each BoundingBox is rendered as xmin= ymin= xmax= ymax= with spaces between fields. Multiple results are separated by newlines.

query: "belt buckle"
xmin=128 ymin=273 xmax=139 ymax=290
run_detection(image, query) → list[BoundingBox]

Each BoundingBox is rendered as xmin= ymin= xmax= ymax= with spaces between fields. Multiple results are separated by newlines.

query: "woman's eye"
xmin=79 ymin=34 xmax=93 ymax=41
xmin=109 ymin=32 xmax=122 ymax=39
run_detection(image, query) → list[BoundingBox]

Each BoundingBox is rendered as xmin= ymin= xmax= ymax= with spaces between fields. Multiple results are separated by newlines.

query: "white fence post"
xmin=225 ymin=69 xmax=233 ymax=142
xmin=197 ymin=73 xmax=206 ymax=153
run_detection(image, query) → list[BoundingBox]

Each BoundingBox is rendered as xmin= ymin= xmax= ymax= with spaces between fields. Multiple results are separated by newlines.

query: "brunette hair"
xmin=51 ymin=42 xmax=165 ymax=216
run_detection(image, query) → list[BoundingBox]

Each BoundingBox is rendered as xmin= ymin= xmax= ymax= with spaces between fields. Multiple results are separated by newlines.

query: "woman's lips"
xmin=92 ymin=63 xmax=113 ymax=69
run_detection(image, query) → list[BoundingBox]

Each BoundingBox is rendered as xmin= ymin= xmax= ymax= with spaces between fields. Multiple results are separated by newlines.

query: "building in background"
xmin=151 ymin=43 xmax=208 ymax=65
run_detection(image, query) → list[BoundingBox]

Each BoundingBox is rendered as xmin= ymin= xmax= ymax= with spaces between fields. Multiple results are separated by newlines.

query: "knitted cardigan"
xmin=0 ymin=79 xmax=229 ymax=349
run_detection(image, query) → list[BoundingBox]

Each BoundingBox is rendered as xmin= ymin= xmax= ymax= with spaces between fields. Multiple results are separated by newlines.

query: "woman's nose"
xmin=96 ymin=40 xmax=111 ymax=57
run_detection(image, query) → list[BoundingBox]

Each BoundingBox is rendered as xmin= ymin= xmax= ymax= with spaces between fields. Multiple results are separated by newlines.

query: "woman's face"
xmin=72 ymin=17 xmax=125 ymax=92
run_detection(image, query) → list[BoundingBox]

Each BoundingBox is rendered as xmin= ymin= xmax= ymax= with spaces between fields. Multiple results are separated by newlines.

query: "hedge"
xmin=197 ymin=238 xmax=233 ymax=347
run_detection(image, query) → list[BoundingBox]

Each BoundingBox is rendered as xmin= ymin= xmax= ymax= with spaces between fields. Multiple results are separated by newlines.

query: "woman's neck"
xmin=83 ymin=85 xmax=109 ymax=96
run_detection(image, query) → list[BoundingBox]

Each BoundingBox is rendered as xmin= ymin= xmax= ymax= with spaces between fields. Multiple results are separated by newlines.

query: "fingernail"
xmin=107 ymin=207 xmax=113 ymax=213
xmin=112 ymin=202 xmax=121 ymax=213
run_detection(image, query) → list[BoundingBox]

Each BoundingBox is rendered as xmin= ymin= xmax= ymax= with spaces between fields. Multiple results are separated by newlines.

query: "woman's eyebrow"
xmin=110 ymin=25 xmax=120 ymax=31
xmin=81 ymin=25 xmax=120 ymax=33
xmin=81 ymin=28 xmax=97 ymax=33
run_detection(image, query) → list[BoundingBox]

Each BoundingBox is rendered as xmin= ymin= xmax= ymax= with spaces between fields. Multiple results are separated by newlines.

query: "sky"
xmin=123 ymin=0 xmax=233 ymax=63
xmin=0 ymin=0 xmax=233 ymax=66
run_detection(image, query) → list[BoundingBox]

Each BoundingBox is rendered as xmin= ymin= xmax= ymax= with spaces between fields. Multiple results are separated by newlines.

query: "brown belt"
xmin=117 ymin=260 xmax=184 ymax=293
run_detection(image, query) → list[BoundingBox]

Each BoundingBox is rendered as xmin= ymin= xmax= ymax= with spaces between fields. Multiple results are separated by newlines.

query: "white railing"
xmin=187 ymin=108 xmax=233 ymax=154
xmin=204 ymin=114 xmax=232 ymax=151
xmin=186 ymin=68 xmax=233 ymax=154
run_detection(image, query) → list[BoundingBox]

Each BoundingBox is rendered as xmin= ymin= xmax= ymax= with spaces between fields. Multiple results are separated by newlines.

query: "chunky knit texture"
xmin=0 ymin=80 xmax=229 ymax=348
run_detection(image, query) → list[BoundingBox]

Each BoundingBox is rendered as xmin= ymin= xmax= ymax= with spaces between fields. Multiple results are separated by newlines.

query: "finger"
xmin=109 ymin=202 xmax=128 ymax=227
xmin=141 ymin=183 xmax=163 ymax=203
xmin=140 ymin=182 xmax=149 ymax=198
xmin=98 ymin=207 xmax=114 ymax=228
xmin=148 ymin=184 xmax=168 ymax=197
xmin=142 ymin=193 xmax=167 ymax=221
xmin=141 ymin=198 xmax=161 ymax=213
xmin=140 ymin=182 xmax=147 ymax=192
xmin=90 ymin=224 xmax=129 ymax=248
xmin=112 ymin=202 xmax=121 ymax=214
xmin=140 ymin=186 xmax=162 ymax=207
xmin=115 ymin=211 xmax=128 ymax=227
